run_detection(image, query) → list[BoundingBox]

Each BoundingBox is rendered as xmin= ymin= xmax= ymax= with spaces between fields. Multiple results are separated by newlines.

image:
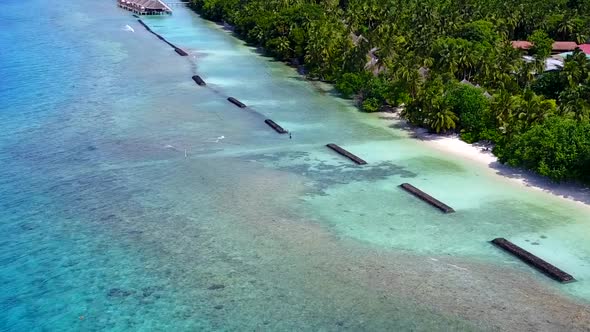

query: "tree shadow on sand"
xmin=380 ymin=113 xmax=590 ymax=206
xmin=489 ymin=161 xmax=590 ymax=206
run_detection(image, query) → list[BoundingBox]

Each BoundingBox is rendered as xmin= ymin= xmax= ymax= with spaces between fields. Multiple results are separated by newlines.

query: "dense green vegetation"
xmin=189 ymin=0 xmax=590 ymax=184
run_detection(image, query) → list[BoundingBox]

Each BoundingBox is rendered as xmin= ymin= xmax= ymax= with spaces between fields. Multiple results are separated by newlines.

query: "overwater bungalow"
xmin=117 ymin=0 xmax=172 ymax=15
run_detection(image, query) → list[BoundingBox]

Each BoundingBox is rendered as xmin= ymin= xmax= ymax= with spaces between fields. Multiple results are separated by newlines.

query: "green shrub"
xmin=444 ymin=83 xmax=493 ymax=141
xmin=335 ymin=72 xmax=369 ymax=98
xmin=361 ymin=97 xmax=381 ymax=112
xmin=531 ymin=71 xmax=567 ymax=99
xmin=496 ymin=117 xmax=590 ymax=183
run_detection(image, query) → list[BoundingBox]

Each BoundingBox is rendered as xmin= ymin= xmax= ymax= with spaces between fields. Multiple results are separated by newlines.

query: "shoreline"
xmin=377 ymin=111 xmax=590 ymax=210
xmin=199 ymin=11 xmax=590 ymax=211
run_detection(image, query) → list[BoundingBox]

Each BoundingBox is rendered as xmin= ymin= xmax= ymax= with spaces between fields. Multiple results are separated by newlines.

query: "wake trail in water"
xmin=205 ymin=135 xmax=225 ymax=143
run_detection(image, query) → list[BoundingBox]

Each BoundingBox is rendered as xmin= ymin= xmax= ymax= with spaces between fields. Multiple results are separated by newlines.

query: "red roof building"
xmin=512 ymin=41 xmax=578 ymax=54
xmin=579 ymin=44 xmax=590 ymax=55
xmin=512 ymin=41 xmax=533 ymax=50
xmin=552 ymin=41 xmax=578 ymax=53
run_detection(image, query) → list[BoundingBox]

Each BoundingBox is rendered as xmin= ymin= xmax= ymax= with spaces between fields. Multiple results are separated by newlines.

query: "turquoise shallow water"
xmin=1 ymin=0 xmax=590 ymax=330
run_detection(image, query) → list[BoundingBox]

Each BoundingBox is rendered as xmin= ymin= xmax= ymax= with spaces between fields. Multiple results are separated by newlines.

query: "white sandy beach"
xmin=377 ymin=111 xmax=590 ymax=210
xmin=212 ymin=11 xmax=590 ymax=214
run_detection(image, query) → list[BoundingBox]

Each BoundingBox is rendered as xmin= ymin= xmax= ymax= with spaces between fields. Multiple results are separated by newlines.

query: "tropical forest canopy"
xmin=189 ymin=0 xmax=590 ymax=184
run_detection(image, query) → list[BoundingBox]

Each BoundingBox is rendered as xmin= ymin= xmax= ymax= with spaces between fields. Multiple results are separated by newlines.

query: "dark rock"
xmin=20 ymin=223 xmax=35 ymax=231
xmin=107 ymin=288 xmax=134 ymax=298
xmin=100 ymin=214 xmax=117 ymax=221
xmin=141 ymin=286 xmax=162 ymax=298
xmin=62 ymin=260 xmax=78 ymax=268
xmin=207 ymin=284 xmax=225 ymax=290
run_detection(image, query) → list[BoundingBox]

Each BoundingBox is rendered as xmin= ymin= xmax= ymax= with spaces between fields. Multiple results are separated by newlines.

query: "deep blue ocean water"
xmin=1 ymin=0 xmax=590 ymax=330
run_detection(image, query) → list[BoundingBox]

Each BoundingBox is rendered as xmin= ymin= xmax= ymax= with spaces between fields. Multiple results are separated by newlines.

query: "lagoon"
xmin=1 ymin=0 xmax=589 ymax=330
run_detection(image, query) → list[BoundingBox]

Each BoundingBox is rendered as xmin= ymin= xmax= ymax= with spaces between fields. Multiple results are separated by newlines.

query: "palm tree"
xmin=561 ymin=49 xmax=590 ymax=88
xmin=392 ymin=54 xmax=422 ymax=99
xmin=558 ymin=86 xmax=590 ymax=121
xmin=490 ymin=89 xmax=515 ymax=131
xmin=428 ymin=108 xmax=459 ymax=133
xmin=557 ymin=16 xmax=575 ymax=40
xmin=514 ymin=89 xmax=556 ymax=128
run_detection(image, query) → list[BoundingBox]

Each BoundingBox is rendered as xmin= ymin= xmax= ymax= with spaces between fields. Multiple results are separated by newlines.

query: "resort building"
xmin=551 ymin=41 xmax=578 ymax=54
xmin=511 ymin=40 xmax=533 ymax=50
xmin=117 ymin=0 xmax=172 ymax=15
xmin=512 ymin=40 xmax=579 ymax=54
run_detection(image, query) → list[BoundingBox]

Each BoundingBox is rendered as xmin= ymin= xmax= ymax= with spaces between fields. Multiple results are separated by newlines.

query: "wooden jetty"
xmin=164 ymin=1 xmax=189 ymax=7
xmin=118 ymin=0 xmax=172 ymax=15
xmin=227 ymin=97 xmax=246 ymax=108
xmin=326 ymin=144 xmax=367 ymax=165
xmin=264 ymin=119 xmax=288 ymax=134
xmin=192 ymin=75 xmax=206 ymax=86
xmin=400 ymin=183 xmax=454 ymax=213
xmin=491 ymin=238 xmax=575 ymax=283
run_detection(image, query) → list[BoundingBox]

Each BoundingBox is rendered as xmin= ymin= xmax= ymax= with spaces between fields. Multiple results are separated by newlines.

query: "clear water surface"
xmin=1 ymin=0 xmax=589 ymax=331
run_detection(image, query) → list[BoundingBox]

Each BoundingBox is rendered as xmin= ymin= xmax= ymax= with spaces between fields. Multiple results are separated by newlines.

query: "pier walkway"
xmin=117 ymin=0 xmax=173 ymax=15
